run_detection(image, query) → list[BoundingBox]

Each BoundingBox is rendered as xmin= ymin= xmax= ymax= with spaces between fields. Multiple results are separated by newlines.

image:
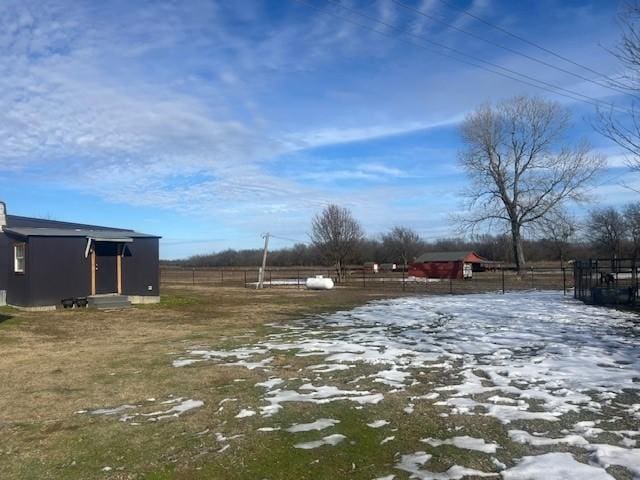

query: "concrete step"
xmin=88 ymin=295 xmax=131 ymax=310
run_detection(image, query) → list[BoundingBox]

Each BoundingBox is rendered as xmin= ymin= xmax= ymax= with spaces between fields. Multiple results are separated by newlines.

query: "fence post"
xmin=402 ymin=267 xmax=405 ymax=292
xmin=633 ymin=259 xmax=637 ymax=305
xmin=530 ymin=268 xmax=534 ymax=289
xmin=362 ymin=268 xmax=366 ymax=288
xmin=244 ymin=270 xmax=247 ymax=288
xmin=562 ymin=267 xmax=566 ymax=295
xmin=221 ymin=269 xmax=224 ymax=285
xmin=502 ymin=268 xmax=505 ymax=294
xmin=269 ymin=270 xmax=272 ymax=288
xmin=449 ymin=276 xmax=453 ymax=294
xmin=297 ymin=271 xmax=300 ymax=289
xmin=192 ymin=268 xmax=195 ymax=285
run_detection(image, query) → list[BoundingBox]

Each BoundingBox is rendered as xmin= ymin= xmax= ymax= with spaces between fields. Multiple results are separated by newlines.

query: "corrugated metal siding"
xmin=2 ymin=216 xmax=159 ymax=307
xmin=6 ymin=235 xmax=31 ymax=306
xmin=28 ymin=237 xmax=91 ymax=307
xmin=0 ymin=232 xmax=9 ymax=291
xmin=408 ymin=261 xmax=463 ymax=279
xmin=122 ymin=237 xmax=160 ymax=296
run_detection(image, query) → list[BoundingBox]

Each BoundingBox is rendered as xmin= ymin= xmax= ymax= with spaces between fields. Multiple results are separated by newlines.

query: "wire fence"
xmin=161 ymin=265 xmax=573 ymax=295
xmin=574 ymin=258 xmax=639 ymax=306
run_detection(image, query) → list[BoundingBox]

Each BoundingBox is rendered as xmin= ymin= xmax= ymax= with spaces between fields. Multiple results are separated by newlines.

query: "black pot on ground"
xmin=61 ymin=298 xmax=74 ymax=309
xmin=75 ymin=297 xmax=88 ymax=308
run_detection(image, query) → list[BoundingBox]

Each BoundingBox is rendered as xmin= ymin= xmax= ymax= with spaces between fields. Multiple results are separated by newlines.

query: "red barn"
xmin=408 ymin=251 xmax=489 ymax=279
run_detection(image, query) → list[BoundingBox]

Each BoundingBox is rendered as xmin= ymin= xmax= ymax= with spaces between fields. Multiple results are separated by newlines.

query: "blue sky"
xmin=0 ymin=0 xmax=635 ymax=259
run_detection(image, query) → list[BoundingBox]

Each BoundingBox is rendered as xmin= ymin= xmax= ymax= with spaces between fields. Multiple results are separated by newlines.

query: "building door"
xmin=95 ymin=242 xmax=119 ymax=294
xmin=463 ymin=263 xmax=473 ymax=279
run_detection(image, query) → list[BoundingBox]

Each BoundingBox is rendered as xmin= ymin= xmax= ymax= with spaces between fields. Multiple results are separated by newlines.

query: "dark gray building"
xmin=0 ymin=202 xmax=160 ymax=310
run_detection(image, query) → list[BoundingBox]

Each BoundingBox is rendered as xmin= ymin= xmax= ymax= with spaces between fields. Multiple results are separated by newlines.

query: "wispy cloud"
xmin=0 ymin=0 xmax=629 ymax=257
xmin=300 ymin=162 xmax=410 ymax=182
xmin=285 ymin=116 xmax=464 ymax=149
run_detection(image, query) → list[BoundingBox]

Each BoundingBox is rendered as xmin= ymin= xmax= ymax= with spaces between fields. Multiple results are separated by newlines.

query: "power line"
xmin=584 ymin=168 xmax=634 ymax=194
xmin=310 ymin=0 xmax=631 ymax=115
xmin=391 ymin=0 xmax=636 ymax=99
xmin=270 ymin=234 xmax=310 ymax=244
xmin=434 ymin=0 xmax=632 ymax=92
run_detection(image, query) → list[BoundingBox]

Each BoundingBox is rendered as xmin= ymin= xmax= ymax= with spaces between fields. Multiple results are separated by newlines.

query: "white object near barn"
xmin=306 ymin=276 xmax=334 ymax=290
xmin=363 ymin=262 xmax=379 ymax=273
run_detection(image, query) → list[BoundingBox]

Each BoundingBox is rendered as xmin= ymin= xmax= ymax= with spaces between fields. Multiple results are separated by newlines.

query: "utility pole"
xmin=257 ymin=233 xmax=270 ymax=289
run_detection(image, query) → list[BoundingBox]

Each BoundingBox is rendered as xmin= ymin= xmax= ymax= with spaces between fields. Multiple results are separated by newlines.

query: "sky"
xmin=0 ymin=0 xmax=636 ymax=259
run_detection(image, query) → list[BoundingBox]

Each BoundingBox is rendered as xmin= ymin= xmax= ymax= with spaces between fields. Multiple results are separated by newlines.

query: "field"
xmin=160 ymin=264 xmax=573 ymax=294
xmin=0 ymin=285 xmax=638 ymax=479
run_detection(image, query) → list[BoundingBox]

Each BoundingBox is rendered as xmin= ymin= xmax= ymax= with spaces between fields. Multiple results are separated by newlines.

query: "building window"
xmin=14 ymin=244 xmax=25 ymax=273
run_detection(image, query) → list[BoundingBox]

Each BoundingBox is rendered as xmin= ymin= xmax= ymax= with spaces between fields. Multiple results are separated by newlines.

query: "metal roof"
xmin=6 ymin=214 xmax=124 ymax=231
xmin=414 ymin=251 xmax=487 ymax=263
xmin=2 ymin=227 xmax=159 ymax=240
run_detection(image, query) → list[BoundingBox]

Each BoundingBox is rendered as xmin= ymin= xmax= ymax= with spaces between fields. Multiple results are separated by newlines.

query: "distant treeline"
xmin=163 ymin=234 xmax=601 ymax=268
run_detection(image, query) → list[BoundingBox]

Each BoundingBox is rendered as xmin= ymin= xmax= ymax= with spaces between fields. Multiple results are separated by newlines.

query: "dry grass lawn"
xmin=0 ymin=286 xmax=408 ymax=479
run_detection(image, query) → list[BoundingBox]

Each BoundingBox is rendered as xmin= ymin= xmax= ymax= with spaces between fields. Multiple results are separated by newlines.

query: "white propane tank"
xmin=305 ymin=275 xmax=334 ymax=290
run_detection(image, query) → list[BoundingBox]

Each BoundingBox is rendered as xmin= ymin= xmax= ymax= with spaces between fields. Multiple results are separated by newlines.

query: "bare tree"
xmin=598 ymin=1 xmax=640 ymax=167
xmin=537 ymin=210 xmax=578 ymax=267
xmin=588 ymin=207 xmax=628 ymax=257
xmin=381 ymin=226 xmax=424 ymax=270
xmin=624 ymin=202 xmax=640 ymax=257
xmin=310 ymin=204 xmax=363 ymax=282
xmin=459 ymin=95 xmax=604 ymax=273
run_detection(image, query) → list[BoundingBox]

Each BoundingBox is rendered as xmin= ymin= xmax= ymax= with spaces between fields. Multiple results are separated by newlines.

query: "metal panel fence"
xmin=574 ymin=258 xmax=639 ymax=306
xmin=161 ymin=266 xmax=573 ymax=295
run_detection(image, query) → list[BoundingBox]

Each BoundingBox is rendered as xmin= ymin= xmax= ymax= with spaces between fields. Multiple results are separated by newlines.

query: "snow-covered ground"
xmin=77 ymin=396 xmax=204 ymax=424
xmin=171 ymin=291 xmax=640 ymax=479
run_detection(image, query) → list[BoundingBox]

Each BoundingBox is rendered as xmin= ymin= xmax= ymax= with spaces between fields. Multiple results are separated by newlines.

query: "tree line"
xmin=164 ymin=223 xmax=616 ymax=270
xmin=588 ymin=204 xmax=640 ymax=258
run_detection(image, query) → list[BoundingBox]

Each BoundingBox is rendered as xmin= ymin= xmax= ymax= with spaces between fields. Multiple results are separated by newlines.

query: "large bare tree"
xmin=623 ymin=202 xmax=640 ymax=257
xmin=459 ymin=96 xmax=604 ymax=272
xmin=381 ymin=226 xmax=424 ymax=270
xmin=588 ymin=207 xmax=628 ymax=257
xmin=598 ymin=1 xmax=640 ymax=167
xmin=536 ymin=209 xmax=578 ymax=267
xmin=310 ymin=204 xmax=363 ymax=282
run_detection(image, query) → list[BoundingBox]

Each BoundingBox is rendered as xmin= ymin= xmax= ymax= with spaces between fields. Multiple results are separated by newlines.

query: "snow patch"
xmin=257 ymin=426 xmax=280 ymax=432
xmin=82 ymin=398 xmax=202 ymax=422
xmin=395 ymin=451 xmax=497 ymax=479
xmin=260 ymin=384 xmax=383 ymax=417
xmin=89 ymin=405 xmax=136 ymax=416
xmin=587 ymin=444 xmax=640 ymax=477
xmin=169 ymin=291 xmax=640 ymax=468
xmin=286 ymin=418 xmax=340 ymax=433
xmin=255 ymin=378 xmax=284 ymax=390
xmin=421 ymin=436 xmax=499 ymax=454
xmin=294 ymin=434 xmax=346 ymax=450
xmin=502 ymin=452 xmax=614 ymax=480
xmin=144 ymin=399 xmax=204 ymax=420
xmin=508 ymin=430 xmax=589 ymax=448
xmin=235 ymin=409 xmax=256 ymax=419
xmin=367 ymin=420 xmax=390 ymax=428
